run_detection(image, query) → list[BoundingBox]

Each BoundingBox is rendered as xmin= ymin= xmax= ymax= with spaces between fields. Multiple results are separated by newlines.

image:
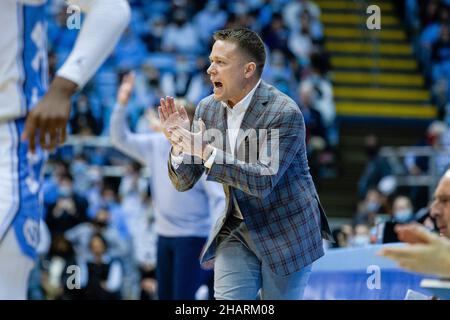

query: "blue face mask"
xmin=394 ymin=209 xmax=413 ymax=223
xmin=59 ymin=186 xmax=73 ymax=198
xmin=72 ymin=162 xmax=87 ymax=175
xmin=366 ymin=201 xmax=380 ymax=213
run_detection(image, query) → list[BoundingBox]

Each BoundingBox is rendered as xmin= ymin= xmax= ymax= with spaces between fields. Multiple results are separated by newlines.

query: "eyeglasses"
xmin=431 ymin=195 xmax=450 ymax=206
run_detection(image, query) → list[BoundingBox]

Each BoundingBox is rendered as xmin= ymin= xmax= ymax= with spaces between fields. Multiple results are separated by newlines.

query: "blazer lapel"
xmin=235 ymin=81 xmax=270 ymax=156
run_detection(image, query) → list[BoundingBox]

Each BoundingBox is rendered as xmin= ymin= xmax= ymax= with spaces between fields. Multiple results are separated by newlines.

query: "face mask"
xmin=206 ymin=1 xmax=219 ymax=12
xmin=72 ymin=162 xmax=87 ymax=175
xmin=78 ymin=104 xmax=88 ymax=114
xmin=232 ymin=2 xmax=248 ymax=15
xmin=176 ymin=62 xmax=190 ymax=73
xmin=366 ymin=201 xmax=380 ymax=213
xmin=59 ymin=186 xmax=73 ymax=198
xmin=351 ymin=235 xmax=370 ymax=247
xmin=394 ymin=209 xmax=413 ymax=223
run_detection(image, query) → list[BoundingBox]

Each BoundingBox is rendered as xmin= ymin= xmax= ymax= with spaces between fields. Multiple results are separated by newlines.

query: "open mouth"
xmin=213 ymin=81 xmax=223 ymax=89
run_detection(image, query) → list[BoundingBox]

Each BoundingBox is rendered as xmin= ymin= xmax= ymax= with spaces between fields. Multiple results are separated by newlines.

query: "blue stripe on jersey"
xmin=22 ymin=3 xmax=48 ymax=113
xmin=12 ymin=118 xmax=46 ymax=260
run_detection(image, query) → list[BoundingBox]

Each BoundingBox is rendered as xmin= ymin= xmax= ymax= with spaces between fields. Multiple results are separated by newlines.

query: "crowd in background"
xmin=404 ymin=0 xmax=450 ymax=119
xmin=327 ymin=0 xmax=450 ymax=252
xmin=31 ymin=0 xmax=450 ymax=299
xmin=33 ymin=0 xmax=338 ymax=300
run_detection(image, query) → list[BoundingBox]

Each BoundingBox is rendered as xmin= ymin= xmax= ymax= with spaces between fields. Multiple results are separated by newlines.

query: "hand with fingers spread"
xmin=168 ymin=119 xmax=214 ymax=161
xmin=378 ymin=224 xmax=450 ymax=277
xmin=117 ymin=72 xmax=135 ymax=107
xmin=158 ymin=96 xmax=190 ymax=155
xmin=21 ymin=77 xmax=78 ymax=153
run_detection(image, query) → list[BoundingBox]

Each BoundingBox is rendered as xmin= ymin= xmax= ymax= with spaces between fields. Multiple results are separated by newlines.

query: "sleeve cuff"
xmin=203 ymin=147 xmax=217 ymax=169
xmin=171 ymin=150 xmax=184 ymax=170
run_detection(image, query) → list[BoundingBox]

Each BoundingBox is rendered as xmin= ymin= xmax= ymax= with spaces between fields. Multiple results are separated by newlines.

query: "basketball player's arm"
xmin=22 ymin=0 xmax=131 ymax=153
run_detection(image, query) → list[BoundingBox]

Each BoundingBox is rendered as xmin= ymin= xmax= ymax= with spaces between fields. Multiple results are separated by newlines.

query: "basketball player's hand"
xmin=117 ymin=72 xmax=135 ymax=107
xmin=22 ymin=76 xmax=77 ymax=153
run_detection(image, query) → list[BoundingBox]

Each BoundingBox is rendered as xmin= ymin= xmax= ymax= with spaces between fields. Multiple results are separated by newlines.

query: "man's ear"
xmin=244 ymin=62 xmax=257 ymax=78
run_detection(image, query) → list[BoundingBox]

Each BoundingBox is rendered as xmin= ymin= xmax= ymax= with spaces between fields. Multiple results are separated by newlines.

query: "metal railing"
xmin=379 ymin=146 xmax=450 ymax=199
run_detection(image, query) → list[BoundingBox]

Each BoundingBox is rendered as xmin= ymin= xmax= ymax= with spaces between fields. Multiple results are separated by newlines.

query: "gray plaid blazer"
xmin=168 ymin=80 xmax=333 ymax=276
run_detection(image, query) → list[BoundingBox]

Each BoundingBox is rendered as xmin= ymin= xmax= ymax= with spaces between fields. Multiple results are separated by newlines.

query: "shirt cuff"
xmin=171 ymin=150 xmax=184 ymax=170
xmin=203 ymin=147 xmax=217 ymax=169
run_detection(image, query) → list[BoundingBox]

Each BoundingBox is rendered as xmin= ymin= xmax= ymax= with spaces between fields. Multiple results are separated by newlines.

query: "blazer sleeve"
xmin=205 ymin=107 xmax=305 ymax=199
xmin=167 ymin=103 xmax=206 ymax=192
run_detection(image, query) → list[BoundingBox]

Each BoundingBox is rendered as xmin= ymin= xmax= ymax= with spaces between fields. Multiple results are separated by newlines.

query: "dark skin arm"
xmin=21 ymin=76 xmax=78 ymax=153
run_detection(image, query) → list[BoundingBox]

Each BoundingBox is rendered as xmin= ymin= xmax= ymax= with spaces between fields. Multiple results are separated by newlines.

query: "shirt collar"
xmin=221 ymin=79 xmax=262 ymax=115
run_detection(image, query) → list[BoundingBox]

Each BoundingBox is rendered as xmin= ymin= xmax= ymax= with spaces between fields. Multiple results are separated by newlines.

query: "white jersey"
xmin=0 ymin=0 xmax=48 ymax=122
xmin=0 ymin=0 xmax=131 ymax=123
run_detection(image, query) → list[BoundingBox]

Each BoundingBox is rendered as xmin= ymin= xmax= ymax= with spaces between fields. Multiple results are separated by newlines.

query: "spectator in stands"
xmin=331 ymin=224 xmax=353 ymax=248
xmin=194 ymin=0 xmax=228 ymax=44
xmin=70 ymin=94 xmax=102 ymax=136
xmin=115 ymin=26 xmax=149 ymax=70
xmin=110 ymin=73 xmax=225 ymax=300
xmin=41 ymin=234 xmax=78 ymax=300
xmin=392 ymin=196 xmax=416 ymax=223
xmin=299 ymin=81 xmax=327 ymax=144
xmin=43 ymin=160 xmax=70 ymax=218
xmin=288 ymin=11 xmax=315 ymax=65
xmin=46 ymin=174 xmax=89 ymax=236
xmin=431 ymin=24 xmax=450 ymax=82
xmin=282 ymin=0 xmax=321 ymax=31
xmin=405 ymin=120 xmax=449 ymax=208
xmin=81 ymin=233 xmax=123 ymax=300
xmin=185 ymin=62 xmax=214 ymax=105
xmin=161 ymin=55 xmax=197 ymax=98
xmin=355 ymin=188 xmax=389 ymax=227
xmin=300 ymin=53 xmax=336 ymax=141
xmin=264 ymin=49 xmax=296 ymax=96
xmin=296 ymin=9 xmax=324 ymax=42
xmin=349 ymin=224 xmax=371 ymax=247
xmin=70 ymin=153 xmax=91 ymax=197
xmin=133 ymin=62 xmax=164 ymax=112
xmin=261 ymin=13 xmax=290 ymax=53
xmin=358 ymin=135 xmax=392 ymax=199
xmin=89 ymin=185 xmax=131 ymax=242
xmin=65 ymin=207 xmax=128 ymax=263
xmin=417 ymin=3 xmax=447 ymax=75
xmin=139 ymin=263 xmax=157 ymax=300
xmin=431 ymin=23 xmax=450 ymax=113
xmin=372 ymin=195 xmax=416 ymax=244
xmin=141 ymin=15 xmax=167 ymax=52
xmin=161 ymin=9 xmax=201 ymax=54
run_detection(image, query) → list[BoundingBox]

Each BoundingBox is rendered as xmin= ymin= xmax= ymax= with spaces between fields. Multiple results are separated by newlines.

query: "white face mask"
xmin=394 ymin=209 xmax=413 ymax=223
xmin=351 ymin=235 xmax=370 ymax=247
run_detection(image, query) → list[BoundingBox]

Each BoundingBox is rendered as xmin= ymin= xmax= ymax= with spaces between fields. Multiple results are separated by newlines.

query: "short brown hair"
xmin=213 ymin=28 xmax=266 ymax=77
